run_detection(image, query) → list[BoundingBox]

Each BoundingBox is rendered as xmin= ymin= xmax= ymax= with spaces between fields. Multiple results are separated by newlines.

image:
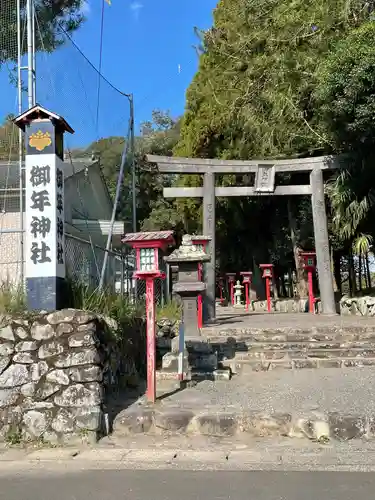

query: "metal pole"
xmin=26 ymin=0 xmax=34 ymax=109
xmin=31 ymin=0 xmax=36 ymax=104
xmin=99 ymin=118 xmax=131 ymax=290
xmin=17 ymin=0 xmax=24 ymax=283
xmin=130 ymin=95 xmax=137 ymax=232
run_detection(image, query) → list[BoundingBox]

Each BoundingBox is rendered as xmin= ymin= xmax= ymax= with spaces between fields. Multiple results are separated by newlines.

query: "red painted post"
xmin=226 ymin=273 xmax=236 ymax=306
xmin=145 ymin=277 xmax=156 ymax=402
xmin=122 ymin=230 xmax=175 ymax=403
xmin=301 ymin=252 xmax=317 ymax=314
xmin=265 ymin=276 xmax=271 ymax=312
xmin=307 ymin=270 xmax=314 ymax=314
xmin=240 ymin=272 xmax=252 ymax=311
xmin=259 ymin=264 xmax=274 ymax=313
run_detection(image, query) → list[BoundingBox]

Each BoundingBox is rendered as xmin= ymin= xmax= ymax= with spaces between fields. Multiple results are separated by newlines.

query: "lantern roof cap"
xmin=165 ymin=234 xmax=210 ymax=264
xmin=122 ymin=230 xmax=174 ymax=244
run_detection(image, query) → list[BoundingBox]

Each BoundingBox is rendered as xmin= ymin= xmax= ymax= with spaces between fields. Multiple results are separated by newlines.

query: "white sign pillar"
xmin=14 ymin=105 xmax=74 ymax=311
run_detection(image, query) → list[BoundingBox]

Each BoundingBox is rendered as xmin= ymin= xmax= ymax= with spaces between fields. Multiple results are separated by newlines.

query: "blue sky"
xmin=0 ymin=0 xmax=217 ymax=147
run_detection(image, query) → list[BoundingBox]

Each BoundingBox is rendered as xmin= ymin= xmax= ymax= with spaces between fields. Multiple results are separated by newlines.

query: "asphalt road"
xmin=0 ymin=470 xmax=375 ymax=500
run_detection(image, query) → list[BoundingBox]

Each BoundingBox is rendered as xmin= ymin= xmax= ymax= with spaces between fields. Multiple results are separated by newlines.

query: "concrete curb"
xmin=113 ymin=406 xmax=374 ymax=442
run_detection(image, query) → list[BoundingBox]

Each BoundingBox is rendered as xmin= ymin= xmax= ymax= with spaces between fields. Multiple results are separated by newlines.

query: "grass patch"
xmin=157 ymin=300 xmax=181 ymax=321
xmin=0 ymin=281 xmax=25 ymax=314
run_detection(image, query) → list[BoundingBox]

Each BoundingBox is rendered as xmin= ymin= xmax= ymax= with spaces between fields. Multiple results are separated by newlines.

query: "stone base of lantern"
xmin=159 ymin=335 xmax=220 ymax=380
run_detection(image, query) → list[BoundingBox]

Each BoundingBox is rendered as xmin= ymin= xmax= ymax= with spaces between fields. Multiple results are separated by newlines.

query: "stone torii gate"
xmin=147 ymin=154 xmax=341 ymax=321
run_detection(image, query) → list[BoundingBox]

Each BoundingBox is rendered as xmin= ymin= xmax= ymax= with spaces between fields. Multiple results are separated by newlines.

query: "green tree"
xmin=86 ymin=110 xmax=184 ymax=233
xmin=0 ymin=0 xmax=85 ymax=66
xmin=172 ymin=0 xmax=375 ymax=296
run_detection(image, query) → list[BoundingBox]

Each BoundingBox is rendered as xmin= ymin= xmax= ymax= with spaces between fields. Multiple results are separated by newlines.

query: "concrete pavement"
xmin=0 ymin=469 xmax=375 ymax=500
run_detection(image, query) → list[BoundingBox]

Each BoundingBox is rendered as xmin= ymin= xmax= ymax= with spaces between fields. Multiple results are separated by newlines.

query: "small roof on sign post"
xmin=13 ymin=104 xmax=74 ymax=134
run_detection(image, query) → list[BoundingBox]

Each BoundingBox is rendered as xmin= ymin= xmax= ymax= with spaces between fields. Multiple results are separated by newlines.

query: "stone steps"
xmin=224 ymin=356 xmax=375 ymax=373
xmin=222 ymin=345 xmax=375 ymax=360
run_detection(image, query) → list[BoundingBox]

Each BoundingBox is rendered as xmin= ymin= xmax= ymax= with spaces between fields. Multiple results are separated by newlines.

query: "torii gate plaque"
xmin=147 ymin=154 xmax=341 ymax=322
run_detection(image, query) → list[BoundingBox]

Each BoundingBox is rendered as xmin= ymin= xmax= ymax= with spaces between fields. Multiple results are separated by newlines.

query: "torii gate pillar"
xmin=202 ymin=172 xmax=216 ymax=323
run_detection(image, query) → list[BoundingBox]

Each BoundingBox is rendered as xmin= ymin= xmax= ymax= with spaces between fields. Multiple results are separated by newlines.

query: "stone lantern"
xmin=163 ymin=235 xmax=220 ymax=382
xmin=165 ymin=234 xmax=210 ymax=338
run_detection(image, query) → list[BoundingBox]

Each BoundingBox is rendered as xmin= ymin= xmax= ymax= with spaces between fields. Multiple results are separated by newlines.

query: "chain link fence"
xmin=0 ymin=3 xmax=134 ymax=295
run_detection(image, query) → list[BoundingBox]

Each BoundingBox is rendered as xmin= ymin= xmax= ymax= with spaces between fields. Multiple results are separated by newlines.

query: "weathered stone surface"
xmin=13 ymin=352 xmax=34 ymax=364
xmin=0 ymin=356 xmax=10 ymax=375
xmin=46 ymin=369 xmax=70 ymax=385
xmin=113 ymin=408 xmax=154 ymax=435
xmin=36 ymin=382 xmax=60 ymax=400
xmin=51 ymin=409 xmax=75 ymax=433
xmin=31 ymin=323 xmax=55 ymax=340
xmin=23 ymin=410 xmax=49 ymax=437
xmin=30 ymin=361 xmax=48 ymax=382
xmin=0 ymin=343 xmax=14 ymax=356
xmin=38 ymin=341 xmax=64 ymax=359
xmin=15 ymin=327 xmax=28 ymax=339
xmin=23 ymin=400 xmax=54 ymax=410
xmin=0 ymin=389 xmax=20 ymax=408
xmin=0 ymin=405 xmax=22 ymax=426
xmin=194 ymin=413 xmax=238 ymax=436
xmin=15 ymin=341 xmax=38 ymax=352
xmin=54 ymin=383 xmax=101 ymax=407
xmin=47 ymin=309 xmax=95 ymax=326
xmin=154 ymin=410 xmax=194 ymax=432
xmin=328 ymin=413 xmax=367 ymax=440
xmin=56 ymin=323 xmax=73 ymax=336
xmin=0 ymin=364 xmax=29 ymax=388
xmin=0 ymin=325 xmax=14 ymax=341
xmin=21 ymin=383 xmax=36 ymax=397
xmin=54 ymin=349 xmax=100 ymax=368
xmin=46 ymin=309 xmax=76 ymax=325
xmin=69 ymin=366 xmax=102 ymax=383
xmin=74 ymin=407 xmax=101 ymax=431
xmin=68 ymin=332 xmax=97 ymax=348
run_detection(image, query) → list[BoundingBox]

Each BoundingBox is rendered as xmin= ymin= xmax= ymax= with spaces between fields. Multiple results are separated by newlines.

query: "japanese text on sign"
xmin=25 ymin=153 xmax=65 ymax=279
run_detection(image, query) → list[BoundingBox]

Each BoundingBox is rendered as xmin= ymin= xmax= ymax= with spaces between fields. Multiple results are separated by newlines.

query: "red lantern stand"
xmin=191 ymin=236 xmax=211 ymax=329
xmin=240 ymin=272 xmax=253 ymax=311
xmin=259 ymin=264 xmax=274 ymax=313
xmin=226 ymin=273 xmax=236 ymax=306
xmin=301 ymin=251 xmax=317 ymax=314
xmin=122 ymin=231 xmax=175 ymax=403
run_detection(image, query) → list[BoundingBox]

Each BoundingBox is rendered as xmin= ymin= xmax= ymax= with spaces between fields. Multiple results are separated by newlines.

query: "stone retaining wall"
xmin=251 ymin=298 xmax=322 ymax=314
xmin=0 ymin=309 xmax=126 ymax=445
xmin=340 ymin=296 xmax=375 ymax=316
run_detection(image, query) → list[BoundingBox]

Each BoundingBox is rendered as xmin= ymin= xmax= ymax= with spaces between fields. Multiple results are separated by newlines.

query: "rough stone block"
xmin=193 ymin=413 xmax=238 ymax=436
xmin=154 ymin=410 xmax=194 ymax=432
xmin=30 ymin=323 xmax=55 ymax=340
xmin=113 ymin=408 xmax=154 ymax=435
xmin=0 ymin=364 xmax=29 ymax=388
xmin=0 ymin=326 xmax=14 ymax=341
xmin=328 ymin=413 xmax=367 ymax=440
xmin=54 ymin=383 xmax=101 ymax=408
